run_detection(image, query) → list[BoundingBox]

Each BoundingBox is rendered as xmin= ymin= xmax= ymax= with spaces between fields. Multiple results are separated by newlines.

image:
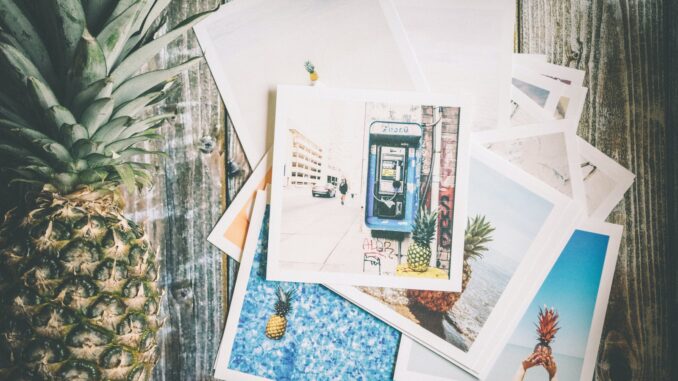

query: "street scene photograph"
xmin=270 ymin=87 xmax=466 ymax=288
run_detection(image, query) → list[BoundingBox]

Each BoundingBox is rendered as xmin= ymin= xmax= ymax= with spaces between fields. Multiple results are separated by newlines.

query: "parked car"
xmin=312 ymin=183 xmax=336 ymax=197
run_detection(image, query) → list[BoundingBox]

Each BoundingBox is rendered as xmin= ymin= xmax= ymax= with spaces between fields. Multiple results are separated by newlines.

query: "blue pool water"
xmin=228 ymin=210 xmax=400 ymax=380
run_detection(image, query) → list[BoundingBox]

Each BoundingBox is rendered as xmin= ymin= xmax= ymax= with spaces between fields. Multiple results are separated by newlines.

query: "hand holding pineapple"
xmin=0 ymin=1 xmax=215 ymax=379
xmin=513 ymin=306 xmax=560 ymax=381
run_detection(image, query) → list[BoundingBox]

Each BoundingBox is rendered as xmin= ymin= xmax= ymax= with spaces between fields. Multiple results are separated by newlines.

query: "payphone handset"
xmin=365 ymin=121 xmax=423 ymax=233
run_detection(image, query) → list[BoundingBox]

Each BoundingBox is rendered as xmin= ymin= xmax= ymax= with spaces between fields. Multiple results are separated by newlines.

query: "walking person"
xmin=339 ymin=178 xmax=348 ymax=205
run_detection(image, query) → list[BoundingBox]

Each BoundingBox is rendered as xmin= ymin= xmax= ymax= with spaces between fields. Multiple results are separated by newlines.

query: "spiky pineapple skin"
xmin=534 ymin=307 xmax=560 ymax=354
xmin=406 ymin=242 xmax=431 ymax=272
xmin=265 ymin=315 xmax=287 ymax=340
xmin=408 ymin=214 xmax=493 ymax=312
xmin=0 ymin=189 xmax=160 ymax=381
xmin=406 ymin=208 xmax=437 ymax=272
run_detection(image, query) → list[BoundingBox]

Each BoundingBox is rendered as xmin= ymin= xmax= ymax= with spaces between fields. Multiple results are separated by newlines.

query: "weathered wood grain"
xmin=122 ymin=1 xmax=231 ymax=380
xmin=518 ymin=1 xmax=673 ymax=379
xmin=666 ymin=2 xmax=678 ymax=376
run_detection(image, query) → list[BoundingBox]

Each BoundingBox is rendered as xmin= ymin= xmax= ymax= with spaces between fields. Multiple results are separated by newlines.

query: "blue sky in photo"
xmin=227 ymin=209 xmax=399 ymax=380
xmin=508 ymin=229 xmax=609 ymax=357
xmin=467 ymin=157 xmax=554 ymax=264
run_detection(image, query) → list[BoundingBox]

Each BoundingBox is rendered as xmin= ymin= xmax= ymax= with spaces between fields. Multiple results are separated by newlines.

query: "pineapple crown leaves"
xmin=535 ymin=305 xmax=560 ymax=346
xmin=304 ymin=60 xmax=315 ymax=74
xmin=463 ymin=215 xmax=495 ymax=262
xmin=273 ymin=286 xmax=295 ymax=317
xmin=0 ymin=1 xmax=219 ymax=196
xmin=411 ymin=207 xmax=438 ymax=246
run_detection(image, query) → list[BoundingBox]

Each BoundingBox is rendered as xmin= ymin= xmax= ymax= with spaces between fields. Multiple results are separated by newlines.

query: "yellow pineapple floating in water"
xmin=304 ymin=61 xmax=319 ymax=82
xmin=265 ymin=286 xmax=295 ymax=340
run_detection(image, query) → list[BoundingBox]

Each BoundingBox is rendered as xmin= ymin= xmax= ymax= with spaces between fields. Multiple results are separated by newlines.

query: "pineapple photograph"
xmin=0 ymin=1 xmax=215 ymax=380
xmin=223 ymin=209 xmax=401 ymax=380
xmin=484 ymin=229 xmax=610 ymax=381
xmin=271 ymin=90 xmax=469 ymax=290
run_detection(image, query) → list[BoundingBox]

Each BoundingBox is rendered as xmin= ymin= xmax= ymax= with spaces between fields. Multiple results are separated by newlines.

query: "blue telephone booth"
xmin=365 ymin=121 xmax=422 ymax=233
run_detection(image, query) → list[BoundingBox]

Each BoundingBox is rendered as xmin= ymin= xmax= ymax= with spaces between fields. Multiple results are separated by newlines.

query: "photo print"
xmin=395 ymin=222 xmax=622 ymax=381
xmin=194 ymin=0 xmax=425 ymax=165
xmin=213 ymin=190 xmax=401 ymax=380
xmin=330 ymin=143 xmax=583 ymax=377
xmin=266 ymin=86 xmax=471 ymax=290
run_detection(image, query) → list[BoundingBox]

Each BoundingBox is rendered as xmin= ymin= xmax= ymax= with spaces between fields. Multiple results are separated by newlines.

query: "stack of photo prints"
xmin=195 ymin=1 xmax=635 ymax=380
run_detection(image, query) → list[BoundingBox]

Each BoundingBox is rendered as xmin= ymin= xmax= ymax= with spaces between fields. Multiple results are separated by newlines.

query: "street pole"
xmin=429 ymin=107 xmax=442 ymax=268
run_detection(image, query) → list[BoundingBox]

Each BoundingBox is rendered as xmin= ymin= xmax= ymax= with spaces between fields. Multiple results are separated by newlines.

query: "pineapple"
xmin=406 ymin=208 xmax=438 ymax=272
xmin=304 ymin=60 xmax=319 ymax=82
xmin=265 ymin=286 xmax=295 ymax=340
xmin=534 ymin=306 xmax=560 ymax=355
xmin=408 ymin=215 xmax=494 ymax=312
xmin=0 ymin=1 xmax=215 ymax=380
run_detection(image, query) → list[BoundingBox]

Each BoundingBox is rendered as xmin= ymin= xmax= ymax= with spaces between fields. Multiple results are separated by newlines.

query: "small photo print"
xmin=267 ymin=86 xmax=470 ymax=290
xmin=214 ymin=192 xmax=400 ymax=380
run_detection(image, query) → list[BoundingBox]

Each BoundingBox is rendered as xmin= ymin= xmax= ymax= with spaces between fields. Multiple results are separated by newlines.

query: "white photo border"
xmin=578 ymin=138 xmax=635 ymax=220
xmin=472 ymin=120 xmax=587 ymax=207
xmin=387 ymin=0 xmax=516 ymax=130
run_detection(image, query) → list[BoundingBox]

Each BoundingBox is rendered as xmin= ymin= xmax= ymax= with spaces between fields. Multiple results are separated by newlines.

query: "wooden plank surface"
xmin=122 ymin=1 xmax=235 ymax=380
xmin=518 ymin=1 xmax=673 ymax=380
xmin=126 ymin=0 xmax=674 ymax=379
xmin=666 ymin=1 xmax=678 ymax=377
